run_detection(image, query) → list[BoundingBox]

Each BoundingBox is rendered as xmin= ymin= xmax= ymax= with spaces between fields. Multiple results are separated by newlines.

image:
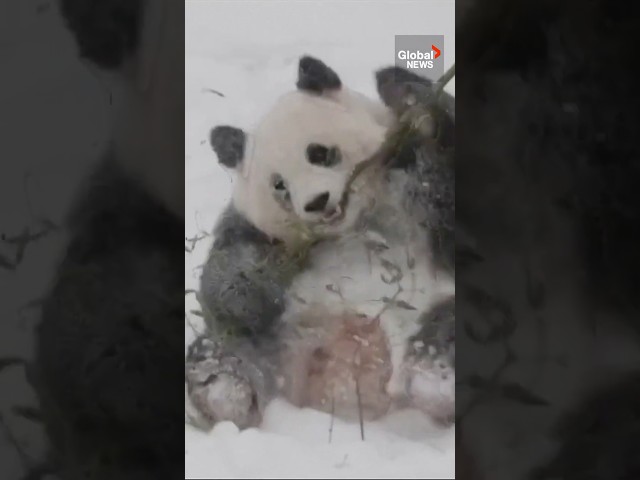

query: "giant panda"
xmin=185 ymin=56 xmax=455 ymax=431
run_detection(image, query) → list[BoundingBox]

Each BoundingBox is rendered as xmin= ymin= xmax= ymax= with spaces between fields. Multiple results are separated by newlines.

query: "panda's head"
xmin=210 ymin=56 xmax=402 ymax=243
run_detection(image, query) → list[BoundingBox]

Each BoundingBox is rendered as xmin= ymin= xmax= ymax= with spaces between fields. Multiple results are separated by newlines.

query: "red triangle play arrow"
xmin=432 ymin=44 xmax=441 ymax=59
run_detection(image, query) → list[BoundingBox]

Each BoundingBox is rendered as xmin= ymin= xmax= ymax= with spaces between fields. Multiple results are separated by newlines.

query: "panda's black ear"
xmin=59 ymin=0 xmax=143 ymax=69
xmin=296 ymin=56 xmax=342 ymax=94
xmin=375 ymin=67 xmax=434 ymax=115
xmin=210 ymin=126 xmax=246 ymax=169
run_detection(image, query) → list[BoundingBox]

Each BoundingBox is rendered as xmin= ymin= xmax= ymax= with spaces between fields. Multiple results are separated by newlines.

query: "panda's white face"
xmin=212 ymin=57 xmax=395 ymax=244
xmin=236 ymin=89 xmax=390 ymax=241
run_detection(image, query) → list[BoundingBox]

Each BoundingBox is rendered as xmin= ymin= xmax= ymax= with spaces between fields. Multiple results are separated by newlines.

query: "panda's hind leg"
xmin=399 ymin=296 xmax=455 ymax=426
xmin=185 ymin=335 xmax=279 ymax=430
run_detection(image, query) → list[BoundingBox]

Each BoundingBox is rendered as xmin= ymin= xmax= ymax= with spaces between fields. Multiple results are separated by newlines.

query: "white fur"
xmin=282 ymin=171 xmax=454 ymax=400
xmin=232 ymin=88 xmax=392 ymax=243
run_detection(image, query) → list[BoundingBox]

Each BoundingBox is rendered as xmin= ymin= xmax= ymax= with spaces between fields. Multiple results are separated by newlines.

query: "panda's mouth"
xmin=322 ymin=205 xmax=344 ymax=224
xmin=305 ymin=205 xmax=345 ymax=229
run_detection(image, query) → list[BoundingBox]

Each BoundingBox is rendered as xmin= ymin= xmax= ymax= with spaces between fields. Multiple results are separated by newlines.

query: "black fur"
xmin=306 ymin=144 xmax=342 ymax=168
xmin=375 ymin=67 xmax=455 ymax=273
xmin=58 ymin=0 xmax=143 ymax=69
xmin=210 ymin=126 xmax=246 ymax=169
xmin=376 ymin=67 xmax=433 ymax=114
xmin=410 ymin=145 xmax=455 ymax=273
xmin=296 ymin=55 xmax=342 ymax=93
xmin=376 ymin=66 xmax=455 ymax=150
xmin=199 ymin=206 xmax=289 ymax=339
xmin=409 ymin=296 xmax=455 ymax=368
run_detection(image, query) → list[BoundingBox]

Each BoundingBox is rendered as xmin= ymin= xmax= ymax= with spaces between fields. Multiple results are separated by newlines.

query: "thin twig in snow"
xmin=351 ymin=343 xmax=366 ymax=442
xmin=355 ymin=373 xmax=364 ymax=441
xmin=328 ymin=395 xmax=335 ymax=444
xmin=202 ymin=88 xmax=225 ymax=97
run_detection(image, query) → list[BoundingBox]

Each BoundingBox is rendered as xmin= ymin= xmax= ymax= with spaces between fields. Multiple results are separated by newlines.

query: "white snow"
xmin=185 ymin=1 xmax=455 ymax=478
xmin=186 ymin=400 xmax=454 ymax=479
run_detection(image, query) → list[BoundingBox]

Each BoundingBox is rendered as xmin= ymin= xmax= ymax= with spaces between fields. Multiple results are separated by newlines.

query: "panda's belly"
xmin=279 ymin=225 xmax=453 ymax=418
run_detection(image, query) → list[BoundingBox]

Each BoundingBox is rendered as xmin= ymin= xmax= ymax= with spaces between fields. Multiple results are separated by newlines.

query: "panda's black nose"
xmin=304 ymin=192 xmax=330 ymax=213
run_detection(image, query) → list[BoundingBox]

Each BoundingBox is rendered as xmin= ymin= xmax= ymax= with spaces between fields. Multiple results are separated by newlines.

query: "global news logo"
xmin=395 ymin=35 xmax=444 ymax=78
xmin=397 ymin=44 xmax=441 ymax=69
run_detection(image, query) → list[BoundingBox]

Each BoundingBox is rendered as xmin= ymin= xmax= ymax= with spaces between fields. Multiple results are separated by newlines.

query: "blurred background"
xmin=0 ymin=1 xmax=118 ymax=478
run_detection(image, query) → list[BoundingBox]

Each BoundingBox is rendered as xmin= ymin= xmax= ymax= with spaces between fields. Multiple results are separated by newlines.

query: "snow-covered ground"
xmin=184 ymin=1 xmax=456 ymax=478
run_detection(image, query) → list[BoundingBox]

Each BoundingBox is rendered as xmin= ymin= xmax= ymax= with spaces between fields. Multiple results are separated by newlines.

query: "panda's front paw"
xmin=185 ymin=336 xmax=261 ymax=430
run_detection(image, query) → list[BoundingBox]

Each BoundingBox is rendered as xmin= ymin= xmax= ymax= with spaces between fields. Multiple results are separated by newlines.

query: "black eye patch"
xmin=306 ymin=144 xmax=342 ymax=167
xmin=271 ymin=174 xmax=292 ymax=208
xmin=271 ymin=173 xmax=287 ymax=190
